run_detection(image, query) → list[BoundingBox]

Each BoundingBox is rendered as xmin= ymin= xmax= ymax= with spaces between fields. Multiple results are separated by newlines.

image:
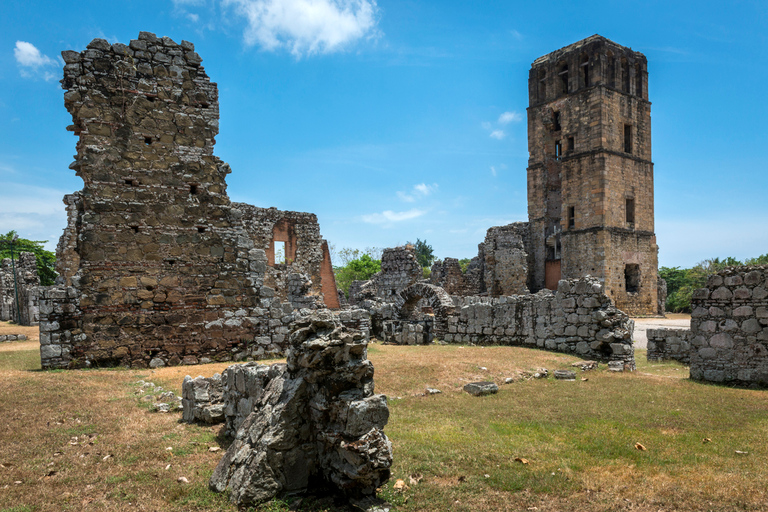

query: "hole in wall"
xmin=131 ymin=226 xmax=139 ymax=233
xmin=144 ymin=136 xmax=152 ymax=145
xmin=189 ymin=184 xmax=198 ymax=195
xmin=625 ymin=264 xmax=640 ymax=293
xmin=197 ymin=226 xmax=206 ymax=233
xmin=274 ymin=240 xmax=286 ymax=264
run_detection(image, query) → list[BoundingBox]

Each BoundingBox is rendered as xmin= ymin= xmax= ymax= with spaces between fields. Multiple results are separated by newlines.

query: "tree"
xmin=332 ymin=250 xmax=382 ymax=297
xmin=409 ymin=238 xmax=435 ymax=268
xmin=0 ymin=231 xmax=57 ymax=286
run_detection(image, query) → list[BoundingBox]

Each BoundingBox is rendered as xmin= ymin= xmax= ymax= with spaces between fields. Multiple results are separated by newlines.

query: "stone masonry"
xmin=1 ymin=252 xmax=40 ymax=326
xmin=646 ymin=327 xmax=692 ymax=364
xmin=689 ymin=266 xmax=768 ymax=386
xmin=40 ymin=33 xmax=340 ymax=369
xmin=348 ymin=245 xmax=422 ymax=305
xmin=527 ymin=35 xmax=659 ymax=315
xmin=208 ymin=313 xmax=392 ymax=507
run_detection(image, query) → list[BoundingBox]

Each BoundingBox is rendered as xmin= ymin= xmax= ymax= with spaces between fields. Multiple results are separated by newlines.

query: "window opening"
xmin=144 ymin=136 xmax=152 ymax=145
xmin=538 ymin=69 xmax=546 ymax=101
xmin=274 ymin=241 xmax=286 ymax=264
xmin=567 ymin=136 xmax=574 ymax=152
xmin=189 ymin=184 xmax=198 ymax=195
xmin=130 ymin=226 xmax=139 ymax=233
xmin=197 ymin=226 xmax=206 ymax=233
xmin=626 ymin=197 xmax=635 ymax=225
xmin=635 ymin=63 xmax=643 ymax=98
xmin=625 ymin=264 xmax=640 ymax=293
xmin=553 ymin=111 xmax=561 ymax=131
xmin=580 ymin=54 xmax=590 ymax=87
xmin=621 ymin=58 xmax=630 ymax=93
xmin=555 ymin=140 xmax=562 ymax=160
xmin=606 ymin=51 xmax=615 ymax=88
xmin=568 ymin=206 xmax=575 ymax=228
xmin=624 ymin=124 xmax=632 ymax=153
xmin=558 ymin=64 xmax=569 ymax=94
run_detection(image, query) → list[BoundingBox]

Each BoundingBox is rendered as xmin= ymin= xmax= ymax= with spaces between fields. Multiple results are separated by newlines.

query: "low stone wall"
xmin=1 ymin=252 xmax=40 ymax=326
xmin=689 ymin=265 xmax=768 ymax=386
xmin=0 ymin=334 xmax=28 ymax=342
xmin=39 ymin=286 xmax=82 ymax=368
xmin=441 ymin=277 xmax=635 ymax=369
xmin=646 ymin=328 xmax=692 ymax=364
xmin=181 ymin=374 xmax=225 ymax=423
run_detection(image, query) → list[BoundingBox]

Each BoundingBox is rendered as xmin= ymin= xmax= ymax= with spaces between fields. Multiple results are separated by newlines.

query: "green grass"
xmin=0 ymin=349 xmax=40 ymax=371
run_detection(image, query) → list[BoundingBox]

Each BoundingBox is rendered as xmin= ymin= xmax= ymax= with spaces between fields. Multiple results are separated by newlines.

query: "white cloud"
xmin=489 ymin=130 xmax=506 ymax=140
xmin=14 ymin=41 xmax=58 ymax=80
xmin=498 ymin=111 xmax=522 ymax=125
xmin=223 ymin=0 xmax=380 ymax=57
xmin=361 ymin=208 xmax=425 ymax=224
xmin=397 ymin=182 xmax=437 ymax=202
xmin=490 ymin=166 xmax=497 ymax=177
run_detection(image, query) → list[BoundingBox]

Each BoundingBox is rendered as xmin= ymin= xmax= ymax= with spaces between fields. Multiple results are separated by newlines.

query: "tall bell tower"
xmin=527 ymin=35 xmax=659 ymax=315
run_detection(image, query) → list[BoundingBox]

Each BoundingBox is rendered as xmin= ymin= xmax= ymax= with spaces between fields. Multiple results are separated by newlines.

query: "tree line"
xmin=660 ymin=254 xmax=768 ymax=313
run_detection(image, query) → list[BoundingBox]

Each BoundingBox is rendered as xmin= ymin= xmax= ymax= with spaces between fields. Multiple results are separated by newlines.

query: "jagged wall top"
xmin=61 ymin=32 xmax=226 ymax=188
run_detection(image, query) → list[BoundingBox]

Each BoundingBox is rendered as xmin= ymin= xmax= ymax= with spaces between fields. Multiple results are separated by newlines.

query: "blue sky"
xmin=1 ymin=0 xmax=766 ymax=268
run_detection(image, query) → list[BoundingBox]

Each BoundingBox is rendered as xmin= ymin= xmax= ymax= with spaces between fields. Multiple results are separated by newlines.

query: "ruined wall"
xmin=442 ymin=277 xmax=635 ymax=368
xmin=430 ymin=257 xmax=483 ymax=296
xmin=689 ymin=266 xmax=768 ymax=386
xmin=646 ymin=328 xmax=692 ymax=364
xmin=0 ymin=252 xmax=40 ymax=326
xmin=40 ymin=33 xmax=338 ymax=369
xmin=348 ymin=245 xmax=422 ymax=305
xmin=479 ymin=222 xmax=531 ymax=296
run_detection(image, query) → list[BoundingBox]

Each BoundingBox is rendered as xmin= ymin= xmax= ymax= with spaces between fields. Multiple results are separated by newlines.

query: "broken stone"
xmin=553 ymin=370 xmax=576 ymax=381
xmin=462 ymin=382 xmax=499 ymax=396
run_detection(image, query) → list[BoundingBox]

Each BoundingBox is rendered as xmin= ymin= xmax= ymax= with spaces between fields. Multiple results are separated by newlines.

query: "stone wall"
xmin=40 ymin=33 xmax=339 ymax=369
xmin=430 ymin=257 xmax=483 ymax=296
xmin=348 ymin=245 xmax=422 ymax=305
xmin=646 ymin=328 xmax=692 ymax=364
xmin=689 ymin=265 xmax=768 ymax=386
xmin=479 ymin=222 xmax=532 ymax=296
xmin=0 ymin=252 xmax=40 ymax=326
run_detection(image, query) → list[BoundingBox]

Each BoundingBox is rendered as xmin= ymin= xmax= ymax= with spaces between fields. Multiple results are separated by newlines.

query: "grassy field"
xmin=1 ymin=325 xmax=767 ymax=511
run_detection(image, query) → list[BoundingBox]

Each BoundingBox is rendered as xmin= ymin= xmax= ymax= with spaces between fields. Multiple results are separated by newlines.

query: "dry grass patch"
xmin=0 ymin=320 xmax=39 ymax=341
xmin=1 ymin=340 xmax=767 ymax=511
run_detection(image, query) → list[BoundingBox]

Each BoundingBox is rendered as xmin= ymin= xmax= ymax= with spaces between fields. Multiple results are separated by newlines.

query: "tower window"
xmin=538 ymin=69 xmax=546 ymax=101
xmin=568 ymin=206 xmax=575 ymax=228
xmin=553 ymin=111 xmax=561 ymax=131
xmin=567 ymin=136 xmax=575 ymax=152
xmin=635 ymin=63 xmax=643 ymax=98
xmin=621 ymin=58 xmax=630 ymax=93
xmin=558 ymin=63 xmax=569 ymax=95
xmin=580 ymin=54 xmax=590 ymax=88
xmin=626 ymin=197 xmax=635 ymax=225
xmin=625 ymin=264 xmax=640 ymax=293
xmin=555 ymin=140 xmax=562 ymax=160
xmin=624 ymin=124 xmax=633 ymax=154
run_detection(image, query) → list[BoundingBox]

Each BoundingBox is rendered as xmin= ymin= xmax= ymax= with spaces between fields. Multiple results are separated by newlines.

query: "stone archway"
xmin=394 ymin=283 xmax=455 ymax=339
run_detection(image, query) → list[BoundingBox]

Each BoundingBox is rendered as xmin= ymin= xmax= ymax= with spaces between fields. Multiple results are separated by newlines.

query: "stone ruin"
xmin=648 ymin=265 xmax=768 ymax=387
xmin=183 ymin=313 xmax=392 ymax=508
xmin=0 ymin=252 xmax=40 ymax=326
xmin=39 ymin=33 xmax=346 ymax=369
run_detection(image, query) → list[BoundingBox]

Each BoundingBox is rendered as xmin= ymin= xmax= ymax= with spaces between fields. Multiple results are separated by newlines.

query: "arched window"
xmin=580 ymin=54 xmax=590 ymax=88
xmin=635 ymin=63 xmax=643 ymax=98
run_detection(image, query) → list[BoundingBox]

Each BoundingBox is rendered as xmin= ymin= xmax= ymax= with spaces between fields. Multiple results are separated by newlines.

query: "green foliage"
xmin=0 ymin=231 xmax=57 ymax=286
xmin=333 ymin=252 xmax=382 ymax=297
xmin=409 ymin=238 xmax=436 ymax=268
xmin=458 ymin=258 xmax=472 ymax=273
xmin=660 ymin=254 xmax=767 ymax=313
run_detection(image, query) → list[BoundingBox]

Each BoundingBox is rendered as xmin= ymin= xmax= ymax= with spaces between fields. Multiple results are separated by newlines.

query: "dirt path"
xmin=632 ymin=313 xmax=691 ymax=349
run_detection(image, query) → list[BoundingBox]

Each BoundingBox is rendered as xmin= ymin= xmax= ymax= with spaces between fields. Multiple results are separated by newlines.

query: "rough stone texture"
xmin=0 ymin=252 xmax=40 ymax=326
xmin=646 ymin=328 xmax=692 ymax=364
xmin=0 ymin=334 xmax=28 ymax=342
xmin=463 ymin=381 xmax=499 ymax=396
xmin=40 ymin=34 xmax=339 ymax=369
xmin=527 ymin=35 xmax=659 ymax=315
xmin=181 ymin=373 xmax=225 ymax=423
xmin=478 ymin=223 xmax=532 ymax=296
xmin=349 ymin=246 xmax=422 ymax=305
xmin=689 ymin=266 xmax=768 ymax=386
xmin=209 ymin=313 xmax=391 ymax=507
xmin=430 ymin=257 xmax=483 ymax=296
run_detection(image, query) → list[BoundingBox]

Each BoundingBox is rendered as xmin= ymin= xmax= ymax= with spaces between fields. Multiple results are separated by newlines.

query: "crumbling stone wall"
xmin=689 ymin=266 xmax=768 ymax=386
xmin=40 ymin=33 xmax=339 ymax=369
xmin=0 ymin=252 xmax=40 ymax=326
xmin=478 ymin=222 xmax=531 ymax=295
xmin=208 ymin=314 xmax=391 ymax=507
xmin=348 ymin=245 xmax=422 ymax=305
xmin=646 ymin=328 xmax=692 ymax=364
xmin=430 ymin=257 xmax=483 ymax=296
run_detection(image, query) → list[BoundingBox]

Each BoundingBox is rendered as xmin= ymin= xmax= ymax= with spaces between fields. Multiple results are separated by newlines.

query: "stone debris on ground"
xmin=553 ymin=370 xmax=577 ymax=381
xmin=208 ymin=313 xmax=392 ymax=508
xmin=426 ymin=388 xmax=441 ymax=395
xmin=463 ymin=381 xmax=499 ymax=396
xmin=571 ymin=361 xmax=598 ymax=371
xmin=0 ymin=334 xmax=28 ymax=342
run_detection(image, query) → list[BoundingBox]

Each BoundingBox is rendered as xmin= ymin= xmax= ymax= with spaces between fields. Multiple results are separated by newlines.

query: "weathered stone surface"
xmin=209 ymin=314 xmax=391 ymax=507
xmin=553 ymin=370 xmax=576 ymax=380
xmin=463 ymin=381 xmax=499 ymax=396
xmin=182 ymin=374 xmax=224 ymax=424
xmin=40 ymin=34 xmax=342 ymax=370
xmin=0 ymin=252 xmax=39 ymax=326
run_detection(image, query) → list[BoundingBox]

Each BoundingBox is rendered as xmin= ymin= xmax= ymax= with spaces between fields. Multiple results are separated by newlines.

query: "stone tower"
xmin=526 ymin=35 xmax=659 ymax=315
